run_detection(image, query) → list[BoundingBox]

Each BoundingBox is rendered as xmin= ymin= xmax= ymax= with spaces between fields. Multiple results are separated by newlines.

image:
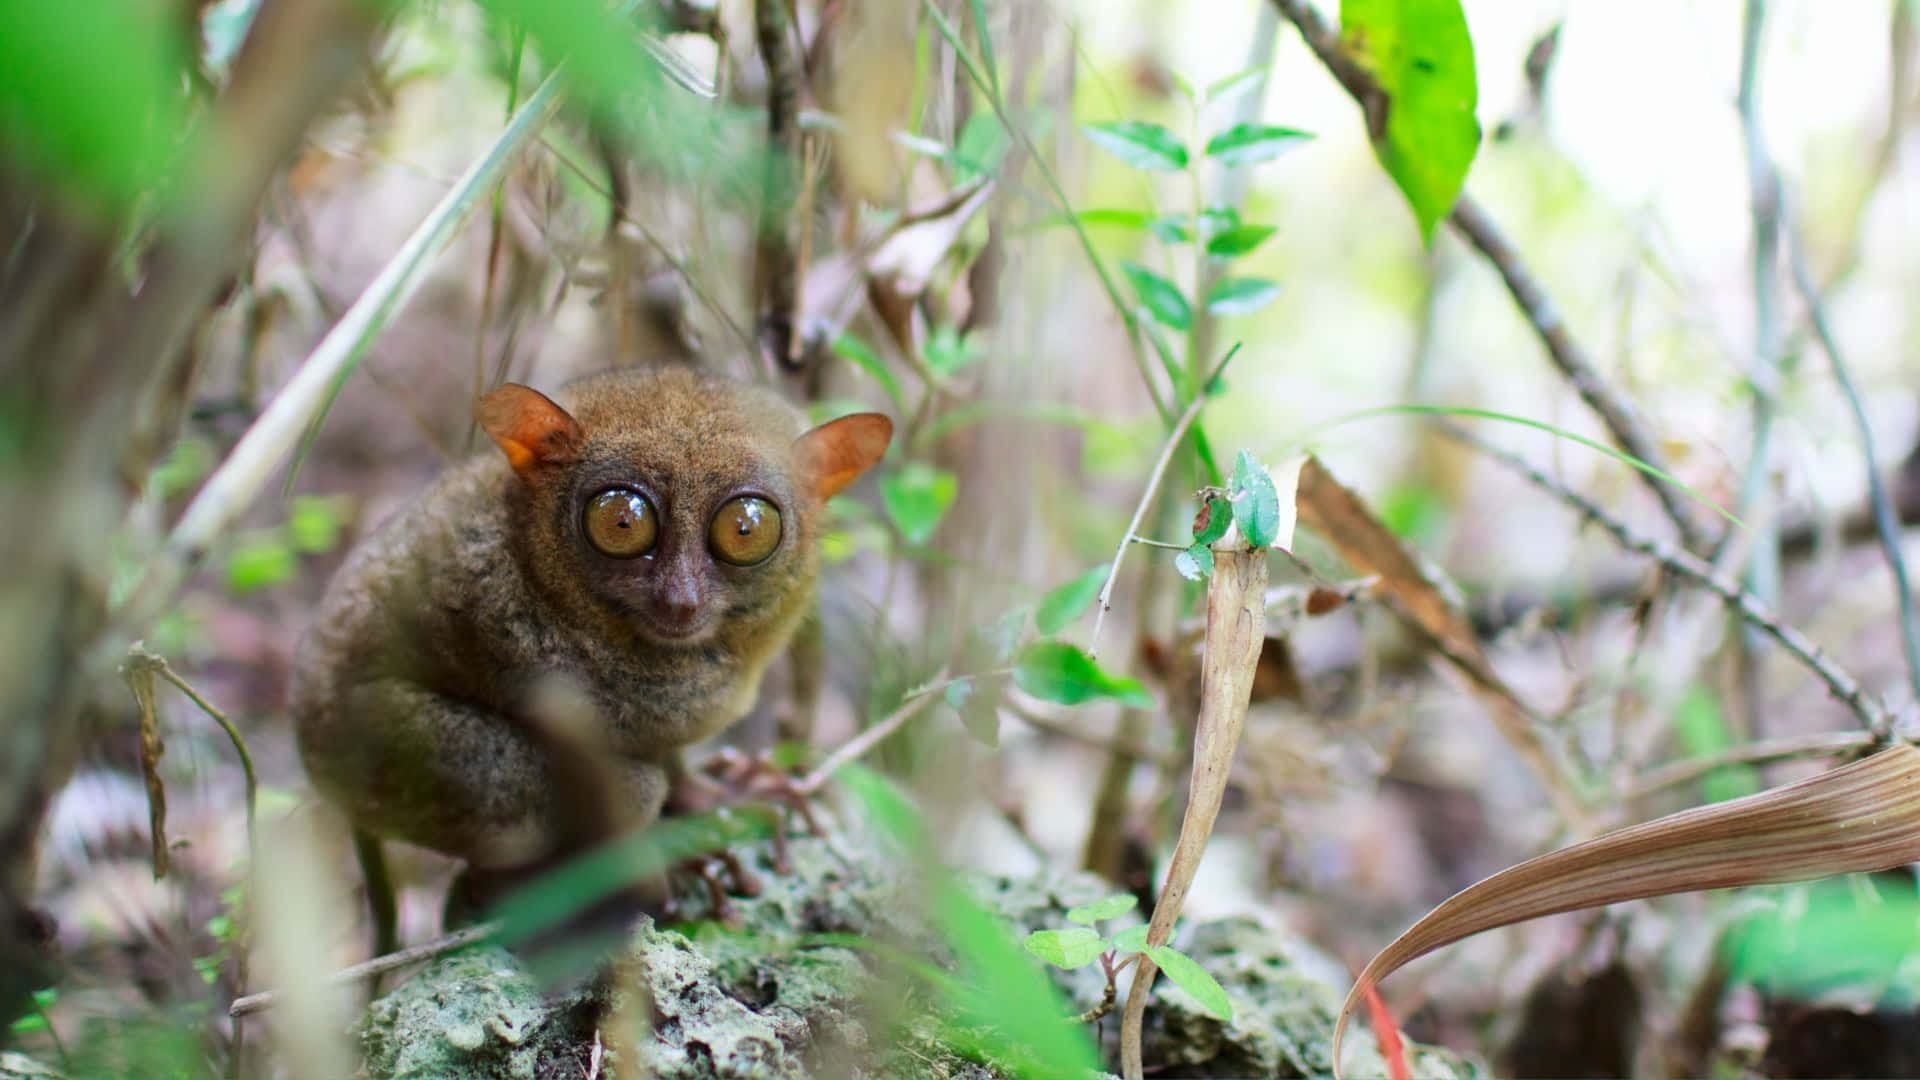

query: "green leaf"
xmin=1110 ymin=924 xmax=1151 ymax=952
xmin=0 ymin=4 xmax=190 ymax=209
xmin=1205 ymin=277 xmax=1281 ymax=315
xmin=1036 ymin=566 xmax=1108 ymax=636
xmin=1066 ymin=894 xmax=1139 ymax=925
xmin=1083 ymin=121 xmax=1189 ymax=171
xmin=951 ymin=109 xmax=1009 ymax=180
xmin=287 ymin=495 xmax=348 ymax=555
xmin=1341 ymin=0 xmax=1481 ymax=242
xmin=1204 ymin=123 xmax=1314 ymax=166
xmin=1191 ymin=494 xmax=1232 ymax=545
xmin=832 ymin=333 xmax=907 ymax=413
xmin=925 ymin=326 xmax=984 ymax=378
xmin=1073 ymin=208 xmax=1154 ymax=231
xmin=1174 ymin=543 xmax=1214 ymax=580
xmin=1120 ymin=261 xmax=1193 ymax=331
xmin=1205 ymin=224 xmax=1277 ymax=257
xmin=225 ymin=536 xmax=296 ymax=593
xmin=838 ymin=765 xmax=1101 ymax=1077
xmin=1014 ymin=642 xmax=1154 ymax=708
xmin=1230 ymin=451 xmax=1281 ymax=549
xmin=1147 ymin=945 xmax=1234 ymax=1022
xmin=1206 ymin=66 xmax=1269 ymax=104
xmin=881 ymin=463 xmax=959 ymax=546
xmin=1022 ymin=927 xmax=1106 ymax=969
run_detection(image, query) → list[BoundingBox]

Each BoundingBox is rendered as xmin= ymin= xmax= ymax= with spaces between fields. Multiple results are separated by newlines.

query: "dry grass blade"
xmin=1295 ymin=456 xmax=1590 ymax=830
xmin=1332 ymin=743 xmax=1920 ymax=1070
xmin=1119 ymin=539 xmax=1267 ymax=1080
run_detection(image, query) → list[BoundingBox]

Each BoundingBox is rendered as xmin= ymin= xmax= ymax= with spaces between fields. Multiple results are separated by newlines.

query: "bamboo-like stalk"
xmin=96 ymin=70 xmax=568 ymax=670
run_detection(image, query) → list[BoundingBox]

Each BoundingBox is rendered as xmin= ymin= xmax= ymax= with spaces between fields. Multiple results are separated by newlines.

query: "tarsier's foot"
xmin=668 ymin=747 xmax=823 ymax=873
xmin=663 ymin=848 xmax=762 ymax=926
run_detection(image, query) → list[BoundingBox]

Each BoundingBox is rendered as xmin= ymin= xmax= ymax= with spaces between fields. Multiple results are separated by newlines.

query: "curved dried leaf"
xmin=1297 ymin=457 xmax=1586 ymax=828
xmin=1333 ymin=744 xmax=1920 ymax=1065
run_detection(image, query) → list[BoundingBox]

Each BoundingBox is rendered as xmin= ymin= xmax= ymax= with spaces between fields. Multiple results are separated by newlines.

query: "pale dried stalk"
xmin=229 ymin=923 xmax=499 ymax=1018
xmin=1119 ymin=539 xmax=1267 ymax=1080
xmin=1332 ymin=743 xmax=1920 ymax=1070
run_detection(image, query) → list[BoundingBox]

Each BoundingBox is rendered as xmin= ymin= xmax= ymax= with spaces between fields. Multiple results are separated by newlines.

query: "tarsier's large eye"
xmin=709 ymin=496 xmax=781 ymax=566
xmin=584 ymin=488 xmax=658 ymax=558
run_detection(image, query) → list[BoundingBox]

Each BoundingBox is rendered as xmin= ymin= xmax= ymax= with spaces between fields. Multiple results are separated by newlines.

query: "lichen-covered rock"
xmin=356 ymin=830 xmax=1480 ymax=1079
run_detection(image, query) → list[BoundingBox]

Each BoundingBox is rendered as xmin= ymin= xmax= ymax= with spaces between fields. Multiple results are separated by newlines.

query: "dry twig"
xmin=1441 ymin=423 xmax=1890 ymax=736
xmin=228 ymin=923 xmax=499 ymax=1018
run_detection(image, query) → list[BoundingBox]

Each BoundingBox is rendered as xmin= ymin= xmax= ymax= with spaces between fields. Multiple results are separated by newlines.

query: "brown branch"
xmin=753 ymin=0 xmax=803 ymax=371
xmin=1267 ymin=0 xmax=1711 ymax=552
xmin=1442 ymin=422 xmax=1890 ymax=736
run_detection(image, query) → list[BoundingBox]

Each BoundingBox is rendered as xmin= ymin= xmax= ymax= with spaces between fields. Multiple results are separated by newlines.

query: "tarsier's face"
xmin=561 ymin=444 xmax=802 ymax=646
xmin=477 ymin=368 xmax=891 ymax=650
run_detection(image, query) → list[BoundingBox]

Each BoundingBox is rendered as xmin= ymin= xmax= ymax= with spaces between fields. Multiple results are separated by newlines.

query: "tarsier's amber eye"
xmin=583 ymin=488 xmax=658 ymax=558
xmin=709 ymin=496 xmax=782 ymax=566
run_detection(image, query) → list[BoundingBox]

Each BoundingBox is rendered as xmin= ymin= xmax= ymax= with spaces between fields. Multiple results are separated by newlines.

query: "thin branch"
xmin=1442 ymin=422 xmax=1890 ymax=736
xmin=97 ymin=70 xmax=569 ymax=673
xmin=1788 ymin=214 xmax=1920 ymax=704
xmin=752 ymin=0 xmax=802 ymax=370
xmin=227 ymin=923 xmax=499 ymax=1018
xmin=1089 ymin=345 xmax=1240 ymax=659
xmin=1620 ymin=730 xmax=1877 ymax=808
xmin=1266 ymin=0 xmax=1711 ymax=552
xmin=795 ymin=672 xmax=984 ymax=795
xmin=1723 ymin=0 xmax=1787 ymax=743
xmin=1006 ymin=704 xmax=1181 ymax=768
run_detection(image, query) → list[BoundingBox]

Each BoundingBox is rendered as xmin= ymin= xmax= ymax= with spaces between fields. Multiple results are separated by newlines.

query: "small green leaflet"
xmin=1230 ymin=451 xmax=1281 ymax=549
xmin=1192 ymin=494 xmax=1232 ymax=545
xmin=1014 ymin=642 xmax=1154 ymax=708
xmin=1111 ymin=924 xmax=1150 ymax=952
xmin=226 ymin=536 xmax=296 ymax=593
xmin=286 ymin=495 xmax=348 ymax=554
xmin=1341 ymin=0 xmax=1481 ymax=242
xmin=1205 ymin=277 xmax=1281 ymax=316
xmin=1196 ymin=206 xmax=1241 ymax=239
xmin=1066 ymin=894 xmax=1138 ymax=924
xmin=1174 ymin=544 xmax=1214 ymax=581
xmin=1204 ymin=224 xmax=1277 ymax=257
xmin=1120 ymin=261 xmax=1193 ymax=331
xmin=1147 ymin=945 xmax=1233 ymax=1022
xmin=1204 ymin=123 xmax=1314 ymax=166
xmin=1035 ymin=566 xmax=1107 ymax=636
xmin=1023 ymin=927 xmax=1105 ymax=969
xmin=881 ymin=462 xmax=958 ymax=546
xmin=924 ymin=326 xmax=983 ymax=378
xmin=1082 ymin=121 xmax=1189 ymax=171
xmin=1073 ymin=208 xmax=1154 ymax=231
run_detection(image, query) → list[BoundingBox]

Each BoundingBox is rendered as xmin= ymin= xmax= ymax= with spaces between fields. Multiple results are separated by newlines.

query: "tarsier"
xmin=290 ymin=366 xmax=891 ymax=950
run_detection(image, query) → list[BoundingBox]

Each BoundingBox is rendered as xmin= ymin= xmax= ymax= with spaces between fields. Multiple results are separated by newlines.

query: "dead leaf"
xmin=1295 ymin=456 xmax=1589 ymax=830
xmin=1333 ymin=744 xmax=1920 ymax=1067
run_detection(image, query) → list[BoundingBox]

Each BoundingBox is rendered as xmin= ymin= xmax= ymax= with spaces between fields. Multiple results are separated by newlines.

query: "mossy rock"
xmin=357 ymin=831 xmax=1480 ymax=1079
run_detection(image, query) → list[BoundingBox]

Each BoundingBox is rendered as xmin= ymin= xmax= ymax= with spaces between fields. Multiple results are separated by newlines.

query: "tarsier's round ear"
xmin=794 ymin=413 xmax=893 ymax=499
xmin=477 ymin=384 xmax=583 ymax=473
